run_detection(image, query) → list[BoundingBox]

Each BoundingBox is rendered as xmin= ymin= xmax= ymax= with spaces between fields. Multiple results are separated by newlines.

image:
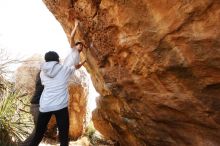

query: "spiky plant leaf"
xmin=0 ymin=90 xmax=33 ymax=145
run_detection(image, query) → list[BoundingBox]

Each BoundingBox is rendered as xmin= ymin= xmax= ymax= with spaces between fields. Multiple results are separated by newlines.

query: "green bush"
xmin=84 ymin=121 xmax=96 ymax=139
xmin=0 ymin=89 xmax=33 ymax=146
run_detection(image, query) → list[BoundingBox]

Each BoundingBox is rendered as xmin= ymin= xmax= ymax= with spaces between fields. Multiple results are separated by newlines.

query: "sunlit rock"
xmin=43 ymin=0 xmax=220 ymax=145
xmin=68 ymin=69 xmax=89 ymax=140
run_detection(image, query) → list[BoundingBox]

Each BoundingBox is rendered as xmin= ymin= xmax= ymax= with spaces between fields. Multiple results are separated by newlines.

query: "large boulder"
xmin=15 ymin=55 xmax=43 ymax=94
xmin=68 ymin=69 xmax=89 ymax=140
xmin=43 ymin=0 xmax=220 ymax=145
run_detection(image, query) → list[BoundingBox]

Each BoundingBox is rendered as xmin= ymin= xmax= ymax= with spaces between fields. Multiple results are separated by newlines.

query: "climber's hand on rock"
xmin=75 ymin=64 xmax=81 ymax=69
xmin=70 ymin=19 xmax=79 ymax=40
xmin=75 ymin=60 xmax=86 ymax=69
xmin=75 ymin=61 xmax=85 ymax=69
xmin=75 ymin=19 xmax=79 ymax=27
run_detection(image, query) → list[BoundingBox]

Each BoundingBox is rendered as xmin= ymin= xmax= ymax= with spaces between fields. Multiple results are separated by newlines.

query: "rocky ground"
xmin=40 ymin=132 xmax=115 ymax=146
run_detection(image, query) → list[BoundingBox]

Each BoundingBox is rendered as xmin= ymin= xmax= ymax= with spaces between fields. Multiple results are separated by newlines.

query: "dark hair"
xmin=44 ymin=51 xmax=59 ymax=62
xmin=75 ymin=41 xmax=83 ymax=46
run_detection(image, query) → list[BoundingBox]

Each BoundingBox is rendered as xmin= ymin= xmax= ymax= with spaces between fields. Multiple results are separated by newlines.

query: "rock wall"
xmin=43 ymin=0 xmax=220 ymax=145
xmin=68 ymin=70 xmax=89 ymax=140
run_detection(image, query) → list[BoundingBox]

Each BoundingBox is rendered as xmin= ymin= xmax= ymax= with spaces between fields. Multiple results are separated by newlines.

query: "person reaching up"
xmin=64 ymin=19 xmax=86 ymax=68
xmin=29 ymin=19 xmax=86 ymax=146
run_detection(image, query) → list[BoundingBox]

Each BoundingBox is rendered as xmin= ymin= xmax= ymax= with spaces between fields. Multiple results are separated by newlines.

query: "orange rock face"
xmin=43 ymin=0 xmax=220 ymax=145
xmin=68 ymin=84 xmax=87 ymax=139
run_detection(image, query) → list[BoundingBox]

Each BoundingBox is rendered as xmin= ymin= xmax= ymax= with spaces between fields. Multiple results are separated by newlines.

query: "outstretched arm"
xmin=70 ymin=19 xmax=79 ymax=48
xmin=75 ymin=60 xmax=86 ymax=69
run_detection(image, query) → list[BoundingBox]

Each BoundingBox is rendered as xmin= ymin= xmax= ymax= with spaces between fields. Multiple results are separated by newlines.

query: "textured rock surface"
xmin=15 ymin=55 xmax=43 ymax=94
xmin=68 ymin=70 xmax=89 ymax=139
xmin=43 ymin=0 xmax=220 ymax=145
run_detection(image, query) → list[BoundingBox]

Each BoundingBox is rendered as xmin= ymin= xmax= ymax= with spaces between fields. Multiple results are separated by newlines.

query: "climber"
xmin=28 ymin=19 xmax=86 ymax=146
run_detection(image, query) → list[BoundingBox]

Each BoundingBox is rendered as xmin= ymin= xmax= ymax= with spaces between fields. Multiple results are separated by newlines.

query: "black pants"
xmin=29 ymin=107 xmax=69 ymax=146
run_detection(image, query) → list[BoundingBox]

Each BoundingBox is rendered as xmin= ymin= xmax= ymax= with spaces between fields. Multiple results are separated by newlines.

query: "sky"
xmin=0 ymin=0 xmax=98 ymax=110
xmin=0 ymin=0 xmax=69 ymax=59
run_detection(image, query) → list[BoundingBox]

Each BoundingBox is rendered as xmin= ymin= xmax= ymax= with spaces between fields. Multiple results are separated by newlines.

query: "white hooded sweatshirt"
xmin=39 ymin=48 xmax=79 ymax=112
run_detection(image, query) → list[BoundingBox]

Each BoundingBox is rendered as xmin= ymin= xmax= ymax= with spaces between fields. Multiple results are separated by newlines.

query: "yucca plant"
xmin=0 ymin=88 xmax=33 ymax=146
xmin=0 ymin=76 xmax=7 ymax=97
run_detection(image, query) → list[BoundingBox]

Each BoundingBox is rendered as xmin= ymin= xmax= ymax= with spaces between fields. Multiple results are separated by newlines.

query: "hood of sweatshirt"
xmin=41 ymin=61 xmax=62 ymax=78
